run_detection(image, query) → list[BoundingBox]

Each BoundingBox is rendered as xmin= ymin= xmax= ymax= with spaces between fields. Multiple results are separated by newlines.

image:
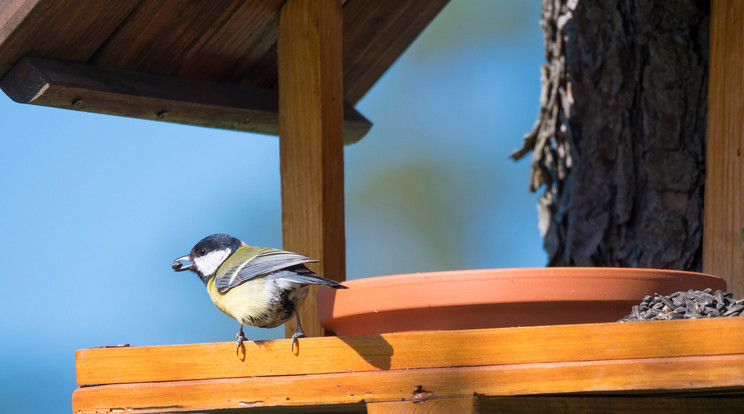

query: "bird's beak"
xmin=172 ymin=254 xmax=195 ymax=272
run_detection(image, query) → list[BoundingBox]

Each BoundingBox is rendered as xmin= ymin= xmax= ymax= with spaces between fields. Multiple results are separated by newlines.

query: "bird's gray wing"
xmin=215 ymin=249 xmax=318 ymax=293
xmin=266 ymin=268 xmax=347 ymax=289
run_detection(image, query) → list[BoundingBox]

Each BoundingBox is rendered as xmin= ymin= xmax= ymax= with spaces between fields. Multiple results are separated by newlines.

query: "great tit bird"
xmin=172 ymin=233 xmax=347 ymax=351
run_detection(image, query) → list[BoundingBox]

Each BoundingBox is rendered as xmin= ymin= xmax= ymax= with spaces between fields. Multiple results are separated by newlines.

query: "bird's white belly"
xmin=207 ymin=278 xmax=307 ymax=328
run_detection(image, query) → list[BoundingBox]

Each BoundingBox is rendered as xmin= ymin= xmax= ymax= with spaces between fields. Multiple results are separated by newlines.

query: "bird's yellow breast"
xmin=207 ymin=277 xmax=274 ymax=326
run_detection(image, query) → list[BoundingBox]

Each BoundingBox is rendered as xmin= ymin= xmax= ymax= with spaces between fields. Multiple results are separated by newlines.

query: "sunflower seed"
xmin=618 ymin=289 xmax=744 ymax=322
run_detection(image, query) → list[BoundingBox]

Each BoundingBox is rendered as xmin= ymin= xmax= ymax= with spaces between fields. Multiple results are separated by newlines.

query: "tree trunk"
xmin=514 ymin=0 xmax=709 ymax=269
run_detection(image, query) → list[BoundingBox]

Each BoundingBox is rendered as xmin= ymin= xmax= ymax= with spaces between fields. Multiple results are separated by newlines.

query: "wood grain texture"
xmin=76 ymin=318 xmax=744 ymax=386
xmin=0 ymin=0 xmax=139 ymax=76
xmin=72 ymin=354 xmax=744 ymax=413
xmin=0 ymin=0 xmax=448 ymax=112
xmin=90 ymin=0 xmax=285 ymax=87
xmin=0 ymin=56 xmax=370 ymax=142
xmin=704 ymin=0 xmax=744 ymax=297
xmin=367 ymin=397 xmax=477 ymax=414
xmin=479 ymin=395 xmax=744 ymax=413
xmin=278 ymin=0 xmax=345 ymax=340
xmin=342 ymin=0 xmax=449 ymax=104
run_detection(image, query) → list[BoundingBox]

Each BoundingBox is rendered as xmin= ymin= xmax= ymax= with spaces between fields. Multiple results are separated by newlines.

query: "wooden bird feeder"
xmin=1 ymin=0 xmax=743 ymax=412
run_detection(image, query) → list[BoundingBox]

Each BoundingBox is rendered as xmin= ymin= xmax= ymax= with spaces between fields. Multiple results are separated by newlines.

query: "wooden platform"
xmin=73 ymin=318 xmax=744 ymax=413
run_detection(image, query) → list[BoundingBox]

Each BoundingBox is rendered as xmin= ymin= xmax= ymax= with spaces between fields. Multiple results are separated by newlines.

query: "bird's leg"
xmin=235 ymin=323 xmax=246 ymax=353
xmin=291 ymin=301 xmax=306 ymax=350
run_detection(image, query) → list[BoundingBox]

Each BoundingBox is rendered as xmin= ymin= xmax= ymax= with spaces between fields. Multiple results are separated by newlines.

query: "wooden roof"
xmin=0 ymin=0 xmax=448 ymax=142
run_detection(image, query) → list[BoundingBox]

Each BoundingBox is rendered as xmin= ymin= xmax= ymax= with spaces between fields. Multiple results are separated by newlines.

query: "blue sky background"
xmin=0 ymin=1 xmax=545 ymax=412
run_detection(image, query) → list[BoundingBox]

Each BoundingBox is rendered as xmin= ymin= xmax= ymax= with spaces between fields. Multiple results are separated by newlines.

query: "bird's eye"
xmin=198 ymin=248 xmax=206 ymax=256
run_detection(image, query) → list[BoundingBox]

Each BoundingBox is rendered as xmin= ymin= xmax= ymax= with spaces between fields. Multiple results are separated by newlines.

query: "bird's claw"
xmin=235 ymin=330 xmax=247 ymax=354
xmin=291 ymin=330 xmax=306 ymax=351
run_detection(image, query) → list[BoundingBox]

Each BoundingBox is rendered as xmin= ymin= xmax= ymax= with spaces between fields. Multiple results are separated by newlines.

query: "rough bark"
xmin=514 ymin=0 xmax=709 ymax=269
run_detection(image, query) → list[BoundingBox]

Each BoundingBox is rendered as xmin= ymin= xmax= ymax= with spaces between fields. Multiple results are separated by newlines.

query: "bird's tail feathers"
xmin=274 ymin=271 xmax=348 ymax=289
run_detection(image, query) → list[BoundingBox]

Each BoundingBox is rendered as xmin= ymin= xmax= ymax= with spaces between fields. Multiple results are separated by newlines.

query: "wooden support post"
xmin=278 ymin=0 xmax=345 ymax=339
xmin=705 ymin=0 xmax=744 ymax=296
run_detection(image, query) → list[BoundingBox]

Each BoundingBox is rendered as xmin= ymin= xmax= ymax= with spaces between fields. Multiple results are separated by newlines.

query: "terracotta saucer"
xmin=317 ymin=268 xmax=727 ymax=336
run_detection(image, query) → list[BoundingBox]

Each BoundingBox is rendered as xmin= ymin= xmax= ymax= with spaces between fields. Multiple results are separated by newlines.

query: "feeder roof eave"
xmin=0 ymin=0 xmax=449 ymax=142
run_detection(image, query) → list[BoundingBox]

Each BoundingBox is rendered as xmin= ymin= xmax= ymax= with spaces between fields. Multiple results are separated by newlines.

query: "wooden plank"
xmin=367 ymin=397 xmax=478 ymax=414
xmin=704 ymin=0 xmax=744 ymax=297
xmin=75 ymin=318 xmax=744 ymax=386
xmin=0 ymin=0 xmax=140 ymax=76
xmin=0 ymin=57 xmax=371 ymax=143
xmin=0 ymin=0 xmax=450 ymax=111
xmin=479 ymin=395 xmax=744 ymax=413
xmin=342 ymin=0 xmax=449 ymax=104
xmin=90 ymin=0 xmax=285 ymax=88
xmin=178 ymin=0 xmax=282 ymax=88
xmin=71 ymin=354 xmax=744 ymax=413
xmin=278 ymin=0 xmax=346 ymax=341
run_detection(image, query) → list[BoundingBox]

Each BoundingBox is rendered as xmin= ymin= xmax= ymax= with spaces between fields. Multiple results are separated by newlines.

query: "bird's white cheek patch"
xmin=194 ymin=250 xmax=231 ymax=277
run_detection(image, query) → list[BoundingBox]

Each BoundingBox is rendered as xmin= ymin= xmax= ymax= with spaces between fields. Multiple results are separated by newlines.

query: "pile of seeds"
xmin=618 ymin=288 xmax=744 ymax=322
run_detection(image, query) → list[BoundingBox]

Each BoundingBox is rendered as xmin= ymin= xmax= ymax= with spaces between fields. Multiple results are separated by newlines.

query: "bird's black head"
xmin=190 ymin=233 xmax=243 ymax=259
xmin=172 ymin=234 xmax=243 ymax=281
